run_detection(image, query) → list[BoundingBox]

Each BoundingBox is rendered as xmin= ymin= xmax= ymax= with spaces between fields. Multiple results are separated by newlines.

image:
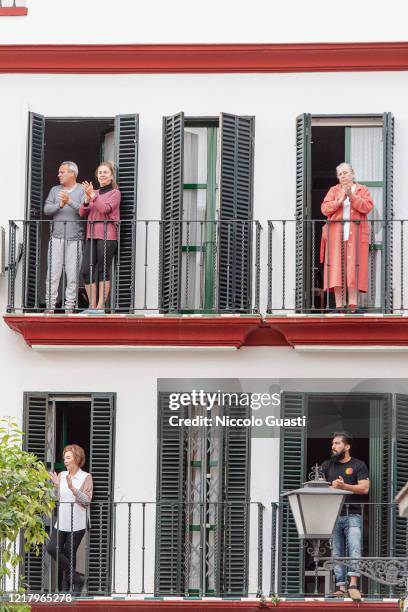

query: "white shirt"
xmin=343 ymin=184 xmax=356 ymax=241
xmin=56 ymin=469 xmax=89 ymax=532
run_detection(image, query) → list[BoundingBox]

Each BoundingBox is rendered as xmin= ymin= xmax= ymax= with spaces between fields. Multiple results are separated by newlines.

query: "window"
xmin=25 ymin=113 xmax=138 ymax=313
xmin=182 ymin=122 xmax=218 ymax=311
xmin=159 ymin=112 xmax=255 ymax=314
xmin=23 ymin=392 xmax=115 ymax=595
xmin=295 ymin=113 xmax=394 ymax=312
xmin=155 ymin=393 xmax=251 ymax=596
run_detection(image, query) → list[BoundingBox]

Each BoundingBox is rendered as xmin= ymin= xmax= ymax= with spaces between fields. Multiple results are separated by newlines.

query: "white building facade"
xmin=1 ymin=1 xmax=408 ymax=607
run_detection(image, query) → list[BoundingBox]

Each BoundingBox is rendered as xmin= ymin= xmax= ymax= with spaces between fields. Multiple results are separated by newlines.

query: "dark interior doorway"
xmin=39 ymin=118 xmax=114 ymax=308
xmin=43 ymin=119 xmax=114 ymax=196
xmin=309 ymin=127 xmax=346 ymax=309
xmin=305 ymin=395 xmax=370 ymax=594
xmin=54 ymin=400 xmax=91 ymax=472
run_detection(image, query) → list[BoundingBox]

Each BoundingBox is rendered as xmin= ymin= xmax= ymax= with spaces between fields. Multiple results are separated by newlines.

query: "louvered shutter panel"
xmin=25 ymin=113 xmax=45 ymax=310
xmin=220 ymin=403 xmax=251 ymax=596
xmin=23 ymin=392 xmax=49 ymax=591
xmin=114 ymin=114 xmax=139 ymax=312
xmin=159 ymin=113 xmax=184 ymax=312
xmin=295 ymin=114 xmax=311 ymax=312
xmin=155 ymin=393 xmax=186 ymax=595
xmin=383 ymin=113 xmax=394 ymax=313
xmin=279 ymin=392 xmax=307 ymax=595
xmin=394 ymin=395 xmax=408 ymax=558
xmin=368 ymin=396 xmax=392 ymax=596
xmin=218 ymin=114 xmax=255 ymax=313
xmin=87 ymin=394 xmax=115 ymax=595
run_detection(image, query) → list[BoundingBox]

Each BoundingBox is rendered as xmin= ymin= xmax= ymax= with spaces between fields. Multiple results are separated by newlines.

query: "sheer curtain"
xmin=350 ymin=127 xmax=383 ymax=307
xmin=182 ymin=129 xmax=208 ymax=309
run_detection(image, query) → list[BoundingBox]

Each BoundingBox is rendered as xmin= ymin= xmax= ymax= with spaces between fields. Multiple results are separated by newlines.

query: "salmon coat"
xmin=320 ymin=183 xmax=374 ymax=292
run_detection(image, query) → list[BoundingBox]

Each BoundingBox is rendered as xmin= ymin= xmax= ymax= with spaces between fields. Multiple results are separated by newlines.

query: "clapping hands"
xmin=82 ymin=181 xmax=95 ymax=202
xmin=49 ymin=471 xmax=59 ymax=485
xmin=59 ymin=190 xmax=70 ymax=208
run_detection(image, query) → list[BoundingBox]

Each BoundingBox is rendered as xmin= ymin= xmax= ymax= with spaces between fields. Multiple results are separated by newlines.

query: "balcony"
xmin=4 ymin=219 xmax=408 ymax=349
xmin=1 ymin=501 xmax=405 ymax=609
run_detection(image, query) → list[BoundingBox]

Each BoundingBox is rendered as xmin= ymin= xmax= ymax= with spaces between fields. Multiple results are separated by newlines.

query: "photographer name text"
xmin=168 ymin=415 xmax=306 ymax=428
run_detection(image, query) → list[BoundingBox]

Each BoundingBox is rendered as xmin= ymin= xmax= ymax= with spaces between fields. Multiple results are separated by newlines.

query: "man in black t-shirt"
xmin=320 ymin=431 xmax=369 ymax=600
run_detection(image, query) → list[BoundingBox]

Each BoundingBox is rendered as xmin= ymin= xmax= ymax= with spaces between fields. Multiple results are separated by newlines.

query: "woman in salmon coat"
xmin=320 ymin=163 xmax=374 ymax=311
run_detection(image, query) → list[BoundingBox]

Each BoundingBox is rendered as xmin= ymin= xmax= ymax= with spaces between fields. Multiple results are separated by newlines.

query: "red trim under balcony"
xmin=0 ymin=7 xmax=27 ymax=16
xmin=29 ymin=599 xmax=400 ymax=611
xmin=3 ymin=315 xmax=263 ymax=349
xmin=4 ymin=314 xmax=408 ymax=349
xmin=0 ymin=42 xmax=407 ymax=73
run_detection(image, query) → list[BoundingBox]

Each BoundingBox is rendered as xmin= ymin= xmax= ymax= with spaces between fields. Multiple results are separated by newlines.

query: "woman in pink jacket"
xmin=80 ymin=162 xmax=121 ymax=311
xmin=320 ymin=163 xmax=374 ymax=312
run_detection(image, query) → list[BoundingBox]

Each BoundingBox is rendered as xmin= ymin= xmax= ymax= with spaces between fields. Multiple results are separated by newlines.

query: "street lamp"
xmin=282 ymin=465 xmax=353 ymax=593
xmin=283 ymin=466 xmax=353 ymax=540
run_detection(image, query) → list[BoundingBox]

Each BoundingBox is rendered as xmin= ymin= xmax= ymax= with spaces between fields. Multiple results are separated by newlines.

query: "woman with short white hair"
xmin=320 ymin=163 xmax=374 ymax=312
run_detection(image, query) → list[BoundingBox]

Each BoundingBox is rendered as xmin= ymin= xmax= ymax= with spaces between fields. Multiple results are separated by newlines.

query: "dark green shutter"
xmin=220 ymin=403 xmax=251 ymax=596
xmin=25 ymin=113 xmax=45 ymax=310
xmin=279 ymin=392 xmax=307 ymax=595
xmin=369 ymin=397 xmax=392 ymax=557
xmin=23 ymin=392 xmax=49 ymax=592
xmin=382 ymin=112 xmax=394 ymax=313
xmin=295 ymin=114 xmax=312 ymax=312
xmin=393 ymin=395 xmax=408 ymax=558
xmin=368 ymin=396 xmax=392 ymax=595
xmin=218 ymin=114 xmax=255 ymax=313
xmin=114 ymin=114 xmax=139 ymax=312
xmin=160 ymin=112 xmax=184 ymax=312
xmin=87 ymin=393 xmax=115 ymax=595
xmin=155 ymin=393 xmax=186 ymax=595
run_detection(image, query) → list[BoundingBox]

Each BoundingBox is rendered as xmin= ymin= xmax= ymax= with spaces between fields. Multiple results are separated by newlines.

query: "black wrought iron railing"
xmin=6 ymin=218 xmax=408 ymax=316
xmin=1 ymin=501 xmax=265 ymax=599
xmin=267 ymin=219 xmax=404 ymax=314
xmin=6 ymin=219 xmax=262 ymax=315
xmin=1 ymin=500 xmax=407 ymax=600
xmin=271 ymin=500 xmax=408 ymax=599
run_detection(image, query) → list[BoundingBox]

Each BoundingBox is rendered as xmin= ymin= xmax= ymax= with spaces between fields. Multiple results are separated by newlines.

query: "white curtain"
xmin=350 ymin=127 xmax=383 ymax=182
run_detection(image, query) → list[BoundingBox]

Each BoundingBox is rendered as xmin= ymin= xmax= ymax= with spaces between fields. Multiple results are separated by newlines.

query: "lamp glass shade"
xmin=288 ymin=492 xmax=345 ymax=538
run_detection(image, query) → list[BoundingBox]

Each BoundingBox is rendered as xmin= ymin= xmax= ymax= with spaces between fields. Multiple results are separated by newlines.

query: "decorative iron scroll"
xmin=322 ymin=557 xmax=408 ymax=587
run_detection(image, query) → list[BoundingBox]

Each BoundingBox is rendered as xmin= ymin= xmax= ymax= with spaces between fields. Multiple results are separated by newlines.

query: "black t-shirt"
xmin=321 ymin=457 xmax=369 ymax=514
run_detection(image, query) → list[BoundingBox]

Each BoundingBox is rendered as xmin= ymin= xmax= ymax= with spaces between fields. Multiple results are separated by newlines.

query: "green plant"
xmin=0 ymin=417 xmax=55 ymax=598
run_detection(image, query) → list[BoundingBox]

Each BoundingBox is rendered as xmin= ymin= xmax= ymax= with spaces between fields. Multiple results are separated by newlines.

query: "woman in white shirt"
xmin=47 ymin=445 xmax=93 ymax=593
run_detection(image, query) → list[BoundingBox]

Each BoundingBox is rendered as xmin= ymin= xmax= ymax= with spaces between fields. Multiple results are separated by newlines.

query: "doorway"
xmin=305 ymin=396 xmax=370 ymax=594
xmin=24 ymin=112 xmax=138 ymax=313
xmin=295 ymin=113 xmax=393 ymax=312
xmin=279 ymin=391 xmax=392 ymax=597
xmin=39 ymin=118 xmax=114 ymax=309
xmin=23 ymin=392 xmax=115 ymax=595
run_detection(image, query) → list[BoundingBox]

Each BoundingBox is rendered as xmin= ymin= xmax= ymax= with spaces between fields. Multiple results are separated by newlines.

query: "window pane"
xmin=350 ymin=127 xmax=383 ymax=182
xmin=184 ymin=128 xmax=207 ymax=184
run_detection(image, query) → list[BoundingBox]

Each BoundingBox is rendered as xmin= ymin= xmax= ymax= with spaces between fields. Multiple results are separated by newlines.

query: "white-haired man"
xmin=44 ymin=162 xmax=85 ymax=312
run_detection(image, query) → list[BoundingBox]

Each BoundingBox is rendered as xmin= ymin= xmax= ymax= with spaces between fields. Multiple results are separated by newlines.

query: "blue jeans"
xmin=331 ymin=514 xmax=362 ymax=585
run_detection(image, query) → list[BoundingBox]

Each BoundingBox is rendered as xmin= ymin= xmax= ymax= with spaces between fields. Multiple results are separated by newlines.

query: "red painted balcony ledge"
xmin=4 ymin=313 xmax=408 ymax=350
xmin=0 ymin=7 xmax=27 ymax=15
xmin=29 ymin=599 xmax=401 ymax=611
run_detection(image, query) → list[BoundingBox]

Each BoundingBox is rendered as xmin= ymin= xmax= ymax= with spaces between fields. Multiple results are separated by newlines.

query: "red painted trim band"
xmin=0 ymin=7 xmax=27 ymax=16
xmin=0 ymin=42 xmax=407 ymax=73
xmin=29 ymin=599 xmax=400 ymax=610
xmin=4 ymin=315 xmax=408 ymax=349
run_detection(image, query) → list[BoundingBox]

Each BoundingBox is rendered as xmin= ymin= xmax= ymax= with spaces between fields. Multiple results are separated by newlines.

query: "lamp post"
xmin=282 ymin=465 xmax=352 ymax=594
